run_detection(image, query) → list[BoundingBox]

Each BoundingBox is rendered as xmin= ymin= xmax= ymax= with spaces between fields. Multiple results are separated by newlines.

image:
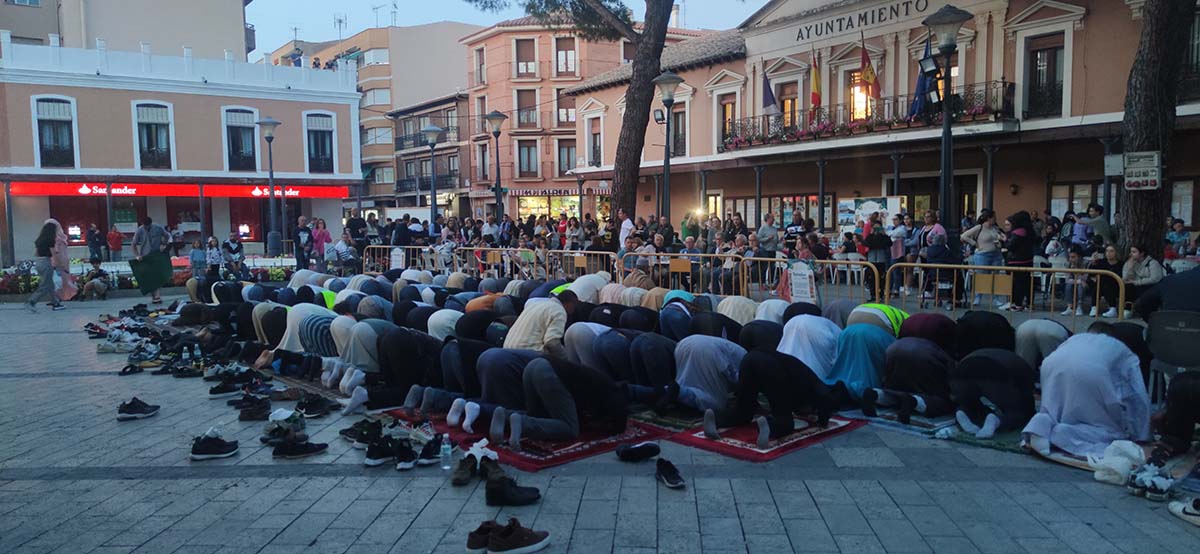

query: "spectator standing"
xmin=130 ymin=216 xmax=171 ymax=304
xmin=312 ymin=219 xmax=333 ymax=267
xmin=86 ymin=223 xmax=105 ymax=262
xmin=961 ymin=209 xmax=1007 ymax=306
xmin=292 ymin=216 xmax=313 ymax=270
xmin=346 ymin=208 xmax=368 ymax=252
xmin=659 ymin=215 xmax=676 ymax=247
xmin=1002 ymin=211 xmax=1036 ymax=312
xmin=106 ymin=225 xmax=124 ymax=262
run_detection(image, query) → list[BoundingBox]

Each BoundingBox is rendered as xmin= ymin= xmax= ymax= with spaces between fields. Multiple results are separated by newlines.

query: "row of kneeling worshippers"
xmin=174 ymin=268 xmax=1197 ymax=460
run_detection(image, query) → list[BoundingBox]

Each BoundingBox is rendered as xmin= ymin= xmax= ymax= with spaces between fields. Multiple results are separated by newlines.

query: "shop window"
xmin=166 ymin=197 xmax=208 ymax=243
xmin=225 ymin=109 xmax=256 ymax=171
xmin=36 ymin=98 xmax=75 ymax=168
xmin=136 ymin=103 xmax=171 ymax=169
xmin=550 ymin=196 xmax=580 ymax=218
xmin=111 ymin=198 xmax=146 ymax=235
xmin=1025 ymin=34 xmax=1064 ymax=118
xmin=1172 ymin=181 xmax=1195 ymax=224
xmin=558 ymin=139 xmax=576 ymax=177
xmin=517 ymin=140 xmax=538 ymax=178
xmin=518 ymin=196 xmax=550 ymax=220
xmin=306 ymin=113 xmax=334 ymax=174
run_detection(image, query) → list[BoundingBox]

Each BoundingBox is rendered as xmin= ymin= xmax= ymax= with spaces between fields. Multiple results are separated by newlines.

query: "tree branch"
xmin=579 ymin=0 xmax=639 ymax=42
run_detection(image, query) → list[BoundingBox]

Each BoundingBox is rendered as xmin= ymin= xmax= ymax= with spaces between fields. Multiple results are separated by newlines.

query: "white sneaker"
xmin=1102 ymin=308 xmax=1118 ymax=318
xmin=1060 ymin=308 xmax=1074 ymax=316
xmin=1089 ymin=307 xmax=1098 ymax=317
xmin=1123 ymin=310 xmax=1133 ymax=319
xmin=1075 ymin=308 xmax=1083 ymax=316
xmin=1169 ymin=499 xmax=1200 ymax=527
xmin=997 ymin=302 xmax=1011 ymax=311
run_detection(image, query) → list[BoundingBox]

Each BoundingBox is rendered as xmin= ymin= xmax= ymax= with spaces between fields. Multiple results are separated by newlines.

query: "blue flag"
xmin=909 ymin=34 xmax=933 ymax=118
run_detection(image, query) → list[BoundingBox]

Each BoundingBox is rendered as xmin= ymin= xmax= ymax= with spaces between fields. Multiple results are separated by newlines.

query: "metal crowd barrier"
xmin=455 ymin=247 xmax=542 ymax=280
xmin=735 ymin=257 xmax=882 ymax=304
xmin=360 ymin=245 xmax=392 ymax=273
xmin=545 ymin=250 xmax=618 ymax=280
xmin=618 ymin=251 xmax=745 ymax=296
xmin=884 ymin=262 xmax=1125 ymax=331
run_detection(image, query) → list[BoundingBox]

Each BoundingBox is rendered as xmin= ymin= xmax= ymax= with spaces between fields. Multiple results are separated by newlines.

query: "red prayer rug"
xmin=669 ymin=416 xmax=866 ymax=463
xmin=380 ymin=409 xmax=671 ymax=472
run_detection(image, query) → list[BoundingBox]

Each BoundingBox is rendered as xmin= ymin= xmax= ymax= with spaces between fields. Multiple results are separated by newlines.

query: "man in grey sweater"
xmin=755 ymin=213 xmax=780 ymax=258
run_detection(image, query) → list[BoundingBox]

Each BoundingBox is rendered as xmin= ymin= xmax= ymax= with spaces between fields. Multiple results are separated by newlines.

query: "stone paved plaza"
xmin=2 ymin=297 xmax=1199 ymax=554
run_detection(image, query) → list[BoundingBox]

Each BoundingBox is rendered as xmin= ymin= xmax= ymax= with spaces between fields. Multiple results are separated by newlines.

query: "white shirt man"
xmin=618 ymin=209 xmax=635 ymax=247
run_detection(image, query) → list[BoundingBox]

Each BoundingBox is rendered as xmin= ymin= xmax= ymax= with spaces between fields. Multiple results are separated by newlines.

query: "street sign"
xmin=1123 ymin=151 xmax=1161 ymax=191
xmin=1104 ymin=154 xmax=1124 ymax=177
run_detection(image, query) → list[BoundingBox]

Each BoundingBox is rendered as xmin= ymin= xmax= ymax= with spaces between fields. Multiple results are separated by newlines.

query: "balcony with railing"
xmin=40 ymin=147 xmax=75 ymax=168
xmin=394 ymin=173 xmax=465 ymax=195
xmin=139 ymin=148 xmax=171 ymax=169
xmin=394 ymin=126 xmax=460 ymax=150
xmin=718 ymin=81 xmax=1016 ymax=154
xmin=308 ymin=157 xmax=334 ymax=174
xmin=1024 ymin=82 xmax=1063 ymax=119
xmin=244 ymin=23 xmax=256 ymax=55
xmin=228 ymin=153 xmax=255 ymax=171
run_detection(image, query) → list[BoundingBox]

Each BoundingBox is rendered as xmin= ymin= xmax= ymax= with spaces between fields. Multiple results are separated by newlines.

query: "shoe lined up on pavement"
xmin=117 ymin=397 xmax=159 ymax=421
xmin=190 ymin=427 xmax=239 ymax=461
xmin=466 ymin=518 xmax=550 ymax=554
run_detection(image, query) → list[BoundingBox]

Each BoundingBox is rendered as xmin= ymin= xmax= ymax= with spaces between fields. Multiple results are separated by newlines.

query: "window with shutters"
xmin=622 ymin=41 xmax=635 ymax=65
xmin=514 ymin=38 xmax=537 ymax=78
xmin=475 ymin=97 xmax=488 ymax=134
xmin=556 ymin=90 xmax=575 ymax=127
xmin=306 ymin=113 xmax=334 ymax=173
xmin=477 ymin=143 xmax=490 ymax=180
xmin=517 ymin=140 xmax=538 ymax=178
xmin=587 ymin=117 xmax=602 ymax=166
xmin=1026 ymin=34 xmax=1064 ymax=118
xmin=474 ymin=47 xmax=487 ymax=85
xmin=448 ymin=155 xmax=460 ymax=178
xmin=558 ymin=139 xmax=576 ymax=177
xmin=517 ymin=89 xmax=538 ymax=128
xmin=671 ymin=107 xmax=687 ymax=157
xmin=555 ymin=37 xmax=577 ymax=76
xmin=361 ymin=88 xmax=391 ymax=107
xmin=35 ymin=98 xmax=75 ymax=168
xmin=136 ymin=103 xmax=172 ymax=169
xmin=224 ymin=108 xmax=256 ymax=171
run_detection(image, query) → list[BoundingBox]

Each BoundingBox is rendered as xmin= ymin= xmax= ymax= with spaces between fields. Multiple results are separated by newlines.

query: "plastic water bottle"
xmin=439 ymin=433 xmax=452 ymax=470
xmin=192 ymin=345 xmax=202 ymax=367
xmin=181 ymin=348 xmax=191 ymax=365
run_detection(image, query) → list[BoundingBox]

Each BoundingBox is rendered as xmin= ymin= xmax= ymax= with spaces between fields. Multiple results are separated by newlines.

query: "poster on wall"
xmin=837 ymin=197 xmax=906 ymax=243
xmin=113 ymin=208 xmax=138 ymax=234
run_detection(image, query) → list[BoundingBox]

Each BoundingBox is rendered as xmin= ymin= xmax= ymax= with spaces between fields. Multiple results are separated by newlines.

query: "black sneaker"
xmin=485 ymin=476 xmax=541 ymax=506
xmin=353 ymin=420 xmax=382 ymax=450
xmin=296 ymin=395 xmax=332 ymax=418
xmin=615 ymin=441 xmax=660 ymax=462
xmin=117 ymin=397 xmax=160 ymax=421
xmin=228 ymin=393 xmax=267 ymax=409
xmin=272 ymin=441 xmax=328 ymax=459
xmin=364 ymin=436 xmax=399 ymax=467
xmin=172 ymin=367 xmax=203 ymax=378
xmin=339 ymin=420 xmax=371 ymax=443
xmin=190 ymin=429 xmax=239 ymax=461
xmin=394 ymin=439 xmax=418 ymax=471
xmin=259 ymin=426 xmax=307 ymax=446
xmin=656 ymin=458 xmax=685 ymax=489
xmin=208 ymin=381 xmax=241 ymax=398
xmin=239 ymin=403 xmax=271 ymax=421
xmin=415 ymin=433 xmax=442 ymax=466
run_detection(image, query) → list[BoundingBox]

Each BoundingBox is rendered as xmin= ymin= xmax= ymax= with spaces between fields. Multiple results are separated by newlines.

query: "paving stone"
xmin=784 ymin=518 xmax=838 ymax=552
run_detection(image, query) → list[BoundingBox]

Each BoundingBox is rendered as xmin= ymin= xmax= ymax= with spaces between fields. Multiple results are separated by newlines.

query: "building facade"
xmin=460 ymin=17 xmax=700 ymax=221
xmin=0 ymin=0 xmax=255 ymax=59
xmin=266 ymin=22 xmax=483 ymax=212
xmin=389 ymin=93 xmax=473 ymax=219
xmin=0 ymin=30 xmax=361 ymax=262
xmin=568 ymin=0 xmax=1200 ymax=235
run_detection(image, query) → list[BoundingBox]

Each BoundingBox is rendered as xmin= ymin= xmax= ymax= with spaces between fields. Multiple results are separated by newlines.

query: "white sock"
xmin=955 ymin=411 xmax=981 ymax=434
xmin=344 ymin=370 xmax=366 ymax=394
xmin=342 ymin=386 xmax=369 ymax=415
xmin=319 ymin=370 xmax=333 ymax=387
xmin=508 ymin=412 xmax=523 ymax=450
xmin=912 ymin=395 xmax=927 ymax=414
xmin=447 ymin=398 xmax=466 ymax=426
xmin=1028 ymin=433 xmax=1051 ymax=456
xmin=339 ymin=366 xmax=359 ymax=394
xmin=873 ymin=388 xmax=898 ymax=407
xmin=463 ymin=402 xmax=481 ymax=433
xmin=975 ymin=413 xmax=1001 ymax=439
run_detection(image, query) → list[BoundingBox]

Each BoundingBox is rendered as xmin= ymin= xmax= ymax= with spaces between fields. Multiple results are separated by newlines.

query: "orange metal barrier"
xmin=735 ymin=257 xmax=882 ymax=303
xmin=545 ymin=250 xmax=618 ymax=280
xmin=884 ymin=262 xmax=1125 ymax=331
xmin=618 ymin=251 xmax=745 ymax=296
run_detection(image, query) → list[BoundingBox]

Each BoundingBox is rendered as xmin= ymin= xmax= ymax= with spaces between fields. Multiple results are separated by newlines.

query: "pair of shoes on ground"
xmin=467 ymin=518 xmax=550 ymax=554
xmin=117 ymin=397 xmax=159 ymax=420
xmin=343 ymin=419 xmax=440 ymax=471
xmin=1127 ymin=463 xmax=1175 ymax=501
xmin=612 ymin=441 xmax=685 ymax=489
xmin=190 ymin=426 xmax=327 ymax=461
xmin=259 ymin=409 xmax=308 ymax=446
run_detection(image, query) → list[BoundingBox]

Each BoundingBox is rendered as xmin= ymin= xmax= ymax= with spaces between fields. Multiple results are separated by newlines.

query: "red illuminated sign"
xmin=9 ymin=181 xmax=349 ymax=199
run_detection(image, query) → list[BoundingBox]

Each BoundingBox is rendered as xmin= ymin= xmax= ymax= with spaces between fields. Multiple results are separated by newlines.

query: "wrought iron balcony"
xmin=718 ymin=81 xmax=1016 ymax=153
xmin=139 ymin=148 xmax=171 ymax=169
xmin=394 ymin=126 xmax=460 ymax=150
xmin=309 ymin=157 xmax=333 ymax=174
xmin=1024 ymin=82 xmax=1064 ymax=119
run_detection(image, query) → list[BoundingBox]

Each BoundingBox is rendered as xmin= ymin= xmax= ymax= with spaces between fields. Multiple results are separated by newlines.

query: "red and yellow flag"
xmin=860 ymin=32 xmax=881 ymax=99
xmin=810 ymin=45 xmax=822 ymax=112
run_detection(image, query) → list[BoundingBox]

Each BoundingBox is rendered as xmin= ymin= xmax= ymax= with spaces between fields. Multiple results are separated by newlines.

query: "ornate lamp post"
xmin=484 ymin=110 xmax=509 ymax=220
xmin=653 ymin=70 xmax=684 ymax=222
xmin=922 ymin=4 xmax=973 ymax=256
xmin=255 ymin=116 xmax=282 ymax=257
xmin=421 ymin=124 xmax=444 ymax=233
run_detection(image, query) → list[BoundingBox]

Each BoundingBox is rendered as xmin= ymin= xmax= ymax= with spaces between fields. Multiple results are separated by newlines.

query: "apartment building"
xmin=0 ymin=30 xmax=361 ymax=262
xmin=266 ymin=22 xmax=483 ymax=213
xmin=0 ymin=0 xmax=255 ymax=59
xmin=389 ymin=93 xmax=472 ymax=218
xmin=567 ymin=0 xmax=1200 ymax=232
xmin=460 ymin=16 xmax=701 ymax=221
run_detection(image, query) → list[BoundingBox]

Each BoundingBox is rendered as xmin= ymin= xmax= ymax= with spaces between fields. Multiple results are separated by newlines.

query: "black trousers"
xmin=948 ymin=361 xmax=1035 ymax=432
xmin=1010 ymin=268 xmax=1032 ymax=307
xmin=718 ymin=351 xmax=833 ymax=438
xmin=440 ymin=340 xmax=482 ymax=398
xmin=629 ymin=333 xmax=677 ymax=387
xmin=1160 ymin=372 xmax=1200 ymax=454
xmin=260 ymin=306 xmax=288 ymax=349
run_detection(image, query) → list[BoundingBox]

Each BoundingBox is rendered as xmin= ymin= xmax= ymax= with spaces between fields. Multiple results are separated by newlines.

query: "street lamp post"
xmin=484 ymin=110 xmax=508 ymax=221
xmin=922 ymin=5 xmax=973 ymax=259
xmin=422 ymin=124 xmax=443 ymax=234
xmin=653 ymin=70 xmax=684 ymax=223
xmin=256 ymin=117 xmax=282 ymax=257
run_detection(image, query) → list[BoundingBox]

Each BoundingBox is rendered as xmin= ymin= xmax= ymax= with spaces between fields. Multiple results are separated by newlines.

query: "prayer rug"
xmin=944 ymin=430 xmax=1028 ymax=454
xmin=839 ymin=409 xmax=957 ymax=437
xmin=629 ymin=407 xmax=704 ymax=432
xmin=669 ymin=416 xmax=866 ymax=463
xmin=273 ymin=374 xmax=346 ymax=401
xmin=1033 ymin=445 xmax=1200 ymax=477
xmin=381 ymin=410 xmax=672 ymax=472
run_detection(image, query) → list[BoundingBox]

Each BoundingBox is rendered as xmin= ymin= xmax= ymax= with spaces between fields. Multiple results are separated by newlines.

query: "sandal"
xmin=118 ymin=364 xmax=144 ymax=376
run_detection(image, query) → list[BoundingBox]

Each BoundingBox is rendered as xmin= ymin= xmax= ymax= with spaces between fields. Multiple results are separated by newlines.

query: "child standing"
xmin=188 ymin=239 xmax=206 ymax=278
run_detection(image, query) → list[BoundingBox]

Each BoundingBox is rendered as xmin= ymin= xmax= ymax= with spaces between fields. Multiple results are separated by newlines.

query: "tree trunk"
xmin=610 ymin=0 xmax=674 ymax=220
xmin=1119 ymin=0 xmax=1194 ymax=260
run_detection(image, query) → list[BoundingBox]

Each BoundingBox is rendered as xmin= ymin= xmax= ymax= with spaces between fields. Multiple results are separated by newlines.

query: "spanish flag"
xmin=860 ymin=32 xmax=881 ymax=99
xmin=810 ymin=45 xmax=822 ymax=113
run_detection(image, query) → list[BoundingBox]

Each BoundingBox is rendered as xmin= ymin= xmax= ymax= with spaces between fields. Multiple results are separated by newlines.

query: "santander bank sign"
xmin=10 ymin=182 xmax=348 ymax=199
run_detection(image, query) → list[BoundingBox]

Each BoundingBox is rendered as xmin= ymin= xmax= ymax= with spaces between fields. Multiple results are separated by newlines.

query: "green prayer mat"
xmin=128 ymin=251 xmax=172 ymax=295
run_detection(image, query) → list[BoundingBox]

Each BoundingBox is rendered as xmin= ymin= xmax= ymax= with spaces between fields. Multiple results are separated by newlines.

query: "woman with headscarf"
xmin=426 ymin=309 xmax=463 ymax=341
xmin=862 ymin=337 xmax=956 ymax=423
xmin=781 ymin=302 xmax=822 ymax=325
xmin=955 ymin=311 xmax=1015 ymax=359
xmin=562 ymin=321 xmax=611 ymax=369
xmin=1023 ymin=333 xmax=1151 ymax=458
xmin=846 ymin=303 xmax=909 ymax=337
xmin=754 ymin=299 xmax=790 ymax=325
xmin=717 ymin=296 xmax=758 ymax=327
xmin=777 ymin=315 xmax=841 ymax=381
xmin=826 ymin=324 xmax=895 ymax=400
xmin=26 ymin=220 xmax=66 ymax=311
xmin=950 ymin=348 xmax=1037 ymax=439
xmin=688 ymin=312 xmax=742 ymax=340
xmin=821 ymin=299 xmax=858 ymax=329
xmin=898 ymin=313 xmax=957 ymax=354
xmin=670 ymin=335 xmax=748 ymax=412
xmin=1014 ymin=319 xmax=1071 ymax=371
xmin=357 ymin=295 xmax=394 ymax=322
